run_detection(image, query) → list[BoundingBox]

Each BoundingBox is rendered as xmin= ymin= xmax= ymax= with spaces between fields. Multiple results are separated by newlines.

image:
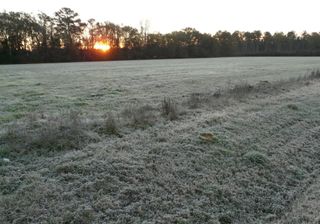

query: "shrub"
xmin=161 ymin=97 xmax=178 ymax=120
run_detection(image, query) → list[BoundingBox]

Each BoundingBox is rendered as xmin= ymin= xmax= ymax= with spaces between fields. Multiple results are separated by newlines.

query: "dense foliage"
xmin=1 ymin=8 xmax=320 ymax=63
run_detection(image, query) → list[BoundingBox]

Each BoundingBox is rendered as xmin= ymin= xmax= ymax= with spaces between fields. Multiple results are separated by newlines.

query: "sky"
xmin=1 ymin=0 xmax=319 ymax=34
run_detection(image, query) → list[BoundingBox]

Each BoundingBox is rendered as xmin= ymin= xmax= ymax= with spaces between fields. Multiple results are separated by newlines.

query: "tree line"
xmin=1 ymin=7 xmax=320 ymax=64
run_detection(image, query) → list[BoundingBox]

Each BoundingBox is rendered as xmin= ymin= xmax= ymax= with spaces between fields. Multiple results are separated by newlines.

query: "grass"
xmin=228 ymin=82 xmax=254 ymax=98
xmin=218 ymin=215 xmax=233 ymax=224
xmin=1 ymin=70 xmax=319 ymax=157
xmin=122 ymin=104 xmax=156 ymax=128
xmin=0 ymin=111 xmax=99 ymax=155
xmin=287 ymin=104 xmax=299 ymax=110
xmin=187 ymin=93 xmax=204 ymax=109
xmin=161 ymin=97 xmax=178 ymax=120
xmin=243 ymin=150 xmax=269 ymax=166
xmin=100 ymin=113 xmax=121 ymax=136
xmin=1 ymin=61 xmax=320 ymax=223
xmin=2 ymin=69 xmax=319 ymax=154
xmin=185 ymin=69 xmax=320 ymax=112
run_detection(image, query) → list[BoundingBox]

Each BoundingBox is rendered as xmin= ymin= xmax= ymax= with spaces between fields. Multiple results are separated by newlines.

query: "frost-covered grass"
xmin=1 ymin=58 xmax=320 ymax=223
xmin=0 ymin=57 xmax=319 ymax=125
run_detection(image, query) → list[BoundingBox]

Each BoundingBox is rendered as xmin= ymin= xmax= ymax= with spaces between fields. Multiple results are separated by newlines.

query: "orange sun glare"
xmin=94 ymin=42 xmax=111 ymax=52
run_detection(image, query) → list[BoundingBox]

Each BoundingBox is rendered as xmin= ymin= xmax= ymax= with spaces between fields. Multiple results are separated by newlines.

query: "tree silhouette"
xmin=1 ymin=7 xmax=320 ymax=64
xmin=55 ymin=7 xmax=86 ymax=49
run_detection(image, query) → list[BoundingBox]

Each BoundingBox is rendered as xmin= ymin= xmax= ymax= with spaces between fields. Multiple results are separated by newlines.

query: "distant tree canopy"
xmin=1 ymin=8 xmax=320 ymax=63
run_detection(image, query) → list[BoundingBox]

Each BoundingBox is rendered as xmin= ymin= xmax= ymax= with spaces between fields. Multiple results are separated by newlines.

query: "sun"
xmin=94 ymin=41 xmax=111 ymax=52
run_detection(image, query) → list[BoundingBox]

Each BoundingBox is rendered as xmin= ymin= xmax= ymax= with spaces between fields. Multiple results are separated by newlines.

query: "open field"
xmin=1 ymin=57 xmax=320 ymax=223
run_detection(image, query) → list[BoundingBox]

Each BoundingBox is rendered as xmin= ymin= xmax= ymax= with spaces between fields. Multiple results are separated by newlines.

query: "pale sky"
xmin=1 ymin=0 xmax=319 ymax=34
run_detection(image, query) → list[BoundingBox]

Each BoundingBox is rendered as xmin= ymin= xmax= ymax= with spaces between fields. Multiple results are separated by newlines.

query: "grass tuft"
xmin=122 ymin=104 xmax=156 ymax=128
xmin=308 ymin=69 xmax=320 ymax=80
xmin=161 ymin=97 xmax=178 ymax=120
xmin=287 ymin=104 xmax=299 ymax=110
xmin=243 ymin=150 xmax=269 ymax=166
xmin=0 ymin=111 xmax=98 ymax=155
xmin=187 ymin=93 xmax=203 ymax=109
xmin=100 ymin=113 xmax=121 ymax=136
xmin=228 ymin=82 xmax=254 ymax=98
xmin=218 ymin=215 xmax=233 ymax=224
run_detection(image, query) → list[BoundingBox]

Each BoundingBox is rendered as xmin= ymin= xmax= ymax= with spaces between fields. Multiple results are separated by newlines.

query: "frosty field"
xmin=1 ymin=57 xmax=320 ymax=223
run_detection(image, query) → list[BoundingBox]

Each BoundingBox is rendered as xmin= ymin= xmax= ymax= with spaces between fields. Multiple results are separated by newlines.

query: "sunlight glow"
xmin=94 ymin=42 xmax=111 ymax=52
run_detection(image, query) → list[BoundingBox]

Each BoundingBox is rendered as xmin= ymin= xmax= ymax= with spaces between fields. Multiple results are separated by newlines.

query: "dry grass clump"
xmin=161 ymin=97 xmax=178 ymax=120
xmin=199 ymin=132 xmax=218 ymax=143
xmin=104 ymin=113 xmax=118 ymax=135
xmin=98 ymin=113 xmax=121 ymax=136
xmin=187 ymin=93 xmax=204 ymax=109
xmin=0 ymin=111 xmax=98 ymax=155
xmin=186 ymin=69 xmax=320 ymax=112
xmin=122 ymin=104 xmax=156 ymax=128
xmin=228 ymin=82 xmax=254 ymax=99
xmin=188 ymin=91 xmax=225 ymax=109
xmin=305 ymin=69 xmax=320 ymax=80
xmin=283 ymin=69 xmax=320 ymax=85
